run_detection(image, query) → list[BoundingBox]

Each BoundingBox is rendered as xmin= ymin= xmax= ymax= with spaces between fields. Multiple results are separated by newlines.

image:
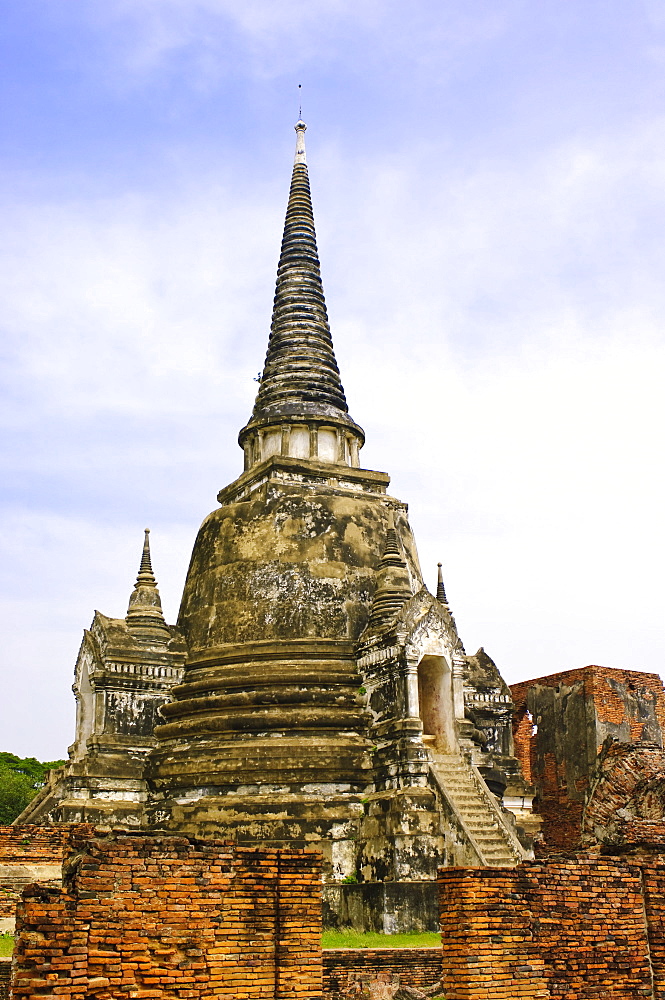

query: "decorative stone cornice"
xmin=217 ymin=453 xmax=389 ymax=505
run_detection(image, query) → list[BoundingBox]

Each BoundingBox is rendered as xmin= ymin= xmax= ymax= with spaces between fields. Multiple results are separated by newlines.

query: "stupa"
xmin=20 ymin=121 xmax=538 ymax=931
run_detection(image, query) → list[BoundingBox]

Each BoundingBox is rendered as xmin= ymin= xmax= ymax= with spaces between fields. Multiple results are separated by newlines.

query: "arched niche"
xmin=417 ymin=653 xmax=456 ymax=751
xmin=73 ymin=648 xmax=95 ymax=759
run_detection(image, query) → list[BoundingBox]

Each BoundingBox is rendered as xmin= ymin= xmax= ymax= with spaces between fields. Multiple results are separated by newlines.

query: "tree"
xmin=0 ymin=753 xmax=65 ymax=824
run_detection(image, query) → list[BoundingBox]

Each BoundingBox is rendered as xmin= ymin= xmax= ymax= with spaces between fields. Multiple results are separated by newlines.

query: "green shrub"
xmin=0 ymin=752 xmax=65 ymax=824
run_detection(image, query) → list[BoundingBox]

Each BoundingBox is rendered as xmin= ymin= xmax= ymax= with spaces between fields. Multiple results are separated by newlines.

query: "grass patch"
xmin=0 ymin=934 xmax=14 ymax=958
xmin=322 ymin=930 xmax=440 ymax=949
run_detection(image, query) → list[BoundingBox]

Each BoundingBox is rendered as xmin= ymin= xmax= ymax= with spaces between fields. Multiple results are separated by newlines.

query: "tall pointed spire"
xmin=239 ymin=121 xmax=364 ymax=468
xmin=126 ymin=530 xmax=170 ymax=639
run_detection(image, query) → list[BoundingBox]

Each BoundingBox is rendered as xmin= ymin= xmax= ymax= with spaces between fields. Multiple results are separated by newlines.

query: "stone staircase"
xmin=430 ymin=752 xmax=526 ymax=867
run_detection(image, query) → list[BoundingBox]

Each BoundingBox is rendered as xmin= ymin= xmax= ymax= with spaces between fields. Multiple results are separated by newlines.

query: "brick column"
xmin=438 ymin=868 xmax=549 ymax=1000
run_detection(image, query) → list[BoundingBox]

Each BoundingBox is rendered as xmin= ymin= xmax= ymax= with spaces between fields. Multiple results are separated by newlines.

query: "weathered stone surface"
xmin=177 ymin=472 xmax=420 ymax=650
xmin=238 ymin=120 xmax=364 ymax=465
xmin=322 ymin=881 xmax=440 ymax=933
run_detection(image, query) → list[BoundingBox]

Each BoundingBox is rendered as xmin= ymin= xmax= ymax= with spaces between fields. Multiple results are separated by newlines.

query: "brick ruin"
xmin=9 ymin=829 xmax=322 ymax=1000
xmin=436 ymin=764 xmax=665 ymax=1000
xmin=4 ymin=714 xmax=665 ymax=997
xmin=322 ymin=949 xmax=441 ymax=997
xmin=511 ymin=664 xmax=665 ymax=853
xmin=0 ymin=825 xmax=92 ymax=933
xmin=438 ymin=856 xmax=665 ymax=999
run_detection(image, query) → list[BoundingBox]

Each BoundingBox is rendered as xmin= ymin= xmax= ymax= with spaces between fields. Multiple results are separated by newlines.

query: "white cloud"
xmin=73 ymin=0 xmax=519 ymax=92
xmin=0 ymin=182 xmax=282 ymax=420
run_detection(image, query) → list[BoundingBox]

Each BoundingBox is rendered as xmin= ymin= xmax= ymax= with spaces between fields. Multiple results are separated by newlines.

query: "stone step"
xmin=431 ymin=758 xmax=521 ymax=868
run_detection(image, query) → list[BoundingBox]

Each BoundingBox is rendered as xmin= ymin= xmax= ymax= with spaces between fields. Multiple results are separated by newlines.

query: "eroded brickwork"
xmin=0 ymin=824 xmax=89 ymax=864
xmin=11 ymin=830 xmax=322 ymax=1000
xmin=511 ymin=665 xmax=665 ymax=853
xmin=322 ymin=948 xmax=441 ymax=994
xmin=0 ymin=825 xmax=91 ymax=926
xmin=583 ymin=742 xmax=665 ymax=845
xmin=0 ymin=959 xmax=10 ymax=1000
xmin=439 ymin=868 xmax=549 ymax=998
xmin=641 ymin=863 xmax=665 ymax=998
xmin=438 ymin=859 xmax=661 ymax=999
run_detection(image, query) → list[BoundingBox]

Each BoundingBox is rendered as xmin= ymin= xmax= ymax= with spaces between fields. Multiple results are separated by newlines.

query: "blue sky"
xmin=1 ymin=0 xmax=664 ymax=758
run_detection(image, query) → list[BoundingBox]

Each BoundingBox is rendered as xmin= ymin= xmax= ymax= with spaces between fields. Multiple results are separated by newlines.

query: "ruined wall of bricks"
xmin=0 ymin=960 xmax=10 ymax=1000
xmin=0 ymin=825 xmax=89 ymax=864
xmin=11 ymin=830 xmax=323 ymax=1000
xmin=583 ymin=741 xmax=665 ymax=845
xmin=0 ymin=825 xmax=90 ymax=924
xmin=322 ymin=948 xmax=441 ymax=995
xmin=511 ymin=665 xmax=665 ymax=854
xmin=438 ymin=857 xmax=665 ymax=1000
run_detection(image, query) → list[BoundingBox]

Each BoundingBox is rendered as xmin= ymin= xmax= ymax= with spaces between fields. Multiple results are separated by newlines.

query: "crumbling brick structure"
xmin=323 ymin=948 xmax=442 ymax=995
xmin=0 ymin=960 xmax=10 ymax=1000
xmin=511 ymin=665 xmax=665 ymax=852
xmin=0 ymin=824 xmax=92 ymax=930
xmin=438 ymin=859 xmax=662 ymax=999
xmin=436 ymin=775 xmax=665 ymax=1000
xmin=11 ymin=829 xmax=323 ymax=1000
xmin=583 ymin=741 xmax=665 ymax=847
xmin=0 ymin=825 xmax=85 ymax=864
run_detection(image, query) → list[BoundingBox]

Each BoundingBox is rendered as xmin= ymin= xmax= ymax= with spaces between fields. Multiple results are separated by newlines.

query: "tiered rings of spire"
xmin=239 ymin=121 xmax=365 ymax=471
xmin=125 ymin=529 xmax=170 ymax=639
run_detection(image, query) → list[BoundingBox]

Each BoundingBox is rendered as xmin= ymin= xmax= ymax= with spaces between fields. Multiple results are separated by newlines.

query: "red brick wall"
xmin=0 ymin=824 xmax=91 ymax=865
xmin=439 ymin=868 xmax=549 ymax=999
xmin=583 ymin=742 xmax=665 ymax=844
xmin=322 ymin=948 xmax=441 ymax=993
xmin=0 ymin=960 xmax=10 ymax=1000
xmin=511 ymin=666 xmax=665 ymax=854
xmin=641 ymin=863 xmax=665 ymax=999
xmin=439 ymin=859 xmax=659 ymax=1000
xmin=589 ymin=666 xmax=665 ymax=744
xmin=0 ymin=825 xmax=85 ymax=923
xmin=11 ymin=831 xmax=322 ymax=1000
xmin=511 ymin=666 xmax=665 ymax=745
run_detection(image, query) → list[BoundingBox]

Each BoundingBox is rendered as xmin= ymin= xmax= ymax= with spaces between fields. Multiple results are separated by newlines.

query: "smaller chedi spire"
xmin=367 ymin=512 xmax=413 ymax=630
xmin=126 ymin=530 xmax=170 ymax=639
xmin=436 ymin=563 xmax=448 ymax=606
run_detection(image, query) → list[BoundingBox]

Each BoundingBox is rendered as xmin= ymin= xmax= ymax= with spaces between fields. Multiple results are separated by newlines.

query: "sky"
xmin=1 ymin=0 xmax=664 ymax=759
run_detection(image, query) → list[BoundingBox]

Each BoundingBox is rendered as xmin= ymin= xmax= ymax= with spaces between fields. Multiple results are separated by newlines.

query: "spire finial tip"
xmin=293 ymin=117 xmax=307 ymax=164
